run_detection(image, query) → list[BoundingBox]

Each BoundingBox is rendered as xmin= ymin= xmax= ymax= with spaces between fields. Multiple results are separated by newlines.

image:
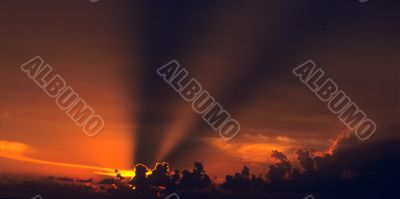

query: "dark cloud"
xmin=222 ymin=130 xmax=399 ymax=197
xmin=295 ymin=148 xmax=314 ymax=172
xmin=268 ymin=150 xmax=292 ymax=183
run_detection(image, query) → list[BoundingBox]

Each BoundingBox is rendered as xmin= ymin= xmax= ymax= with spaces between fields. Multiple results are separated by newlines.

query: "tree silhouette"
xmin=267 ymin=150 xmax=292 ymax=184
xmin=222 ymin=166 xmax=265 ymax=190
xmin=148 ymin=162 xmax=172 ymax=188
xmin=129 ymin=164 xmax=154 ymax=198
xmin=179 ymin=162 xmax=211 ymax=189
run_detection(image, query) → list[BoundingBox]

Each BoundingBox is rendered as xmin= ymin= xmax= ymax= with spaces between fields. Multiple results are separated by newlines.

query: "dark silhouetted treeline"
xmin=0 ymin=134 xmax=398 ymax=199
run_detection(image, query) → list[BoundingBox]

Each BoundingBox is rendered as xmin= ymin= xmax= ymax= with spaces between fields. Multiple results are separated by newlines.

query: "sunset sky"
xmin=0 ymin=0 xmax=398 ymax=180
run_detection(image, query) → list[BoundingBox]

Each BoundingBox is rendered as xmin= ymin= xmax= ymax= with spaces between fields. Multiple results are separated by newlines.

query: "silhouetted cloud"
xmin=295 ymin=148 xmax=314 ymax=172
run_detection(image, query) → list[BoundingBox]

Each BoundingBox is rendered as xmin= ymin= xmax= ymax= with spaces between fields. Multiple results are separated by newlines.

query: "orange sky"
xmin=0 ymin=0 xmax=397 ymax=179
xmin=0 ymin=1 xmax=137 ymax=178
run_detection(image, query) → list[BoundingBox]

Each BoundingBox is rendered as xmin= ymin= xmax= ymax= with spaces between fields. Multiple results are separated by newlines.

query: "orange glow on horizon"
xmin=0 ymin=140 xmax=166 ymax=179
xmin=0 ymin=140 xmax=133 ymax=177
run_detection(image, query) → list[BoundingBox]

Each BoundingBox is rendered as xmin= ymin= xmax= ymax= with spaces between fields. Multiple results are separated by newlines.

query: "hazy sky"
xmin=0 ymin=0 xmax=398 ymax=178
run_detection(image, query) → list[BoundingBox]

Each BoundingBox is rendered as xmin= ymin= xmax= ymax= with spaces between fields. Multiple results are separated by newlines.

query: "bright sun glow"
xmin=0 ymin=140 xmax=163 ymax=179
